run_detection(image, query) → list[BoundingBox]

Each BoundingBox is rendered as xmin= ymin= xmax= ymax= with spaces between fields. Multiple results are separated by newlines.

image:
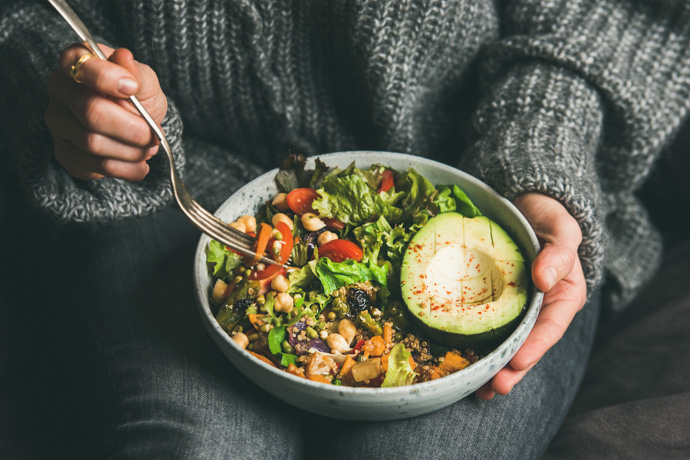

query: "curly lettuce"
xmin=381 ymin=343 xmax=417 ymax=387
xmin=312 ymin=165 xmax=403 ymax=226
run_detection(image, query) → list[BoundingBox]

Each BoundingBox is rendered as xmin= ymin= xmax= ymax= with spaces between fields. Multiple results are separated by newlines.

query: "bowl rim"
xmin=193 ymin=150 xmax=544 ymax=396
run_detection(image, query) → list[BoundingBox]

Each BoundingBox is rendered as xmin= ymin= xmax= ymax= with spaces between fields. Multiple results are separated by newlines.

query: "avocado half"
xmin=400 ymin=212 xmax=528 ymax=352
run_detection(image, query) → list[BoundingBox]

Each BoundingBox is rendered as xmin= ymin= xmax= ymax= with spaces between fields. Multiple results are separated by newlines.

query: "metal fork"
xmin=48 ymin=0 xmax=282 ymax=267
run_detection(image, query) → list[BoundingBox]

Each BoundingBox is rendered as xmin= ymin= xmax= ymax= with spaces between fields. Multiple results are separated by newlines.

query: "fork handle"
xmin=48 ymin=0 xmax=107 ymax=59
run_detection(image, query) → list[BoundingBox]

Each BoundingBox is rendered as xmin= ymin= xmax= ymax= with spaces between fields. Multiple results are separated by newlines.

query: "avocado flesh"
xmin=400 ymin=213 xmax=528 ymax=351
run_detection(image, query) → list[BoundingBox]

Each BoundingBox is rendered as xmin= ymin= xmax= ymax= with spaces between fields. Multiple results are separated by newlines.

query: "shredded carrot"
xmin=383 ymin=322 xmax=394 ymax=349
xmin=248 ymin=351 xmax=277 ymax=368
xmin=252 ymin=223 xmax=273 ymax=265
xmin=339 ymin=356 xmax=357 ymax=378
xmin=307 ymin=374 xmax=331 ymax=384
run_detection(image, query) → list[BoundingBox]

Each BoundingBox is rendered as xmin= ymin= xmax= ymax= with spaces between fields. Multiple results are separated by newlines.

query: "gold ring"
xmin=70 ymin=53 xmax=94 ymax=84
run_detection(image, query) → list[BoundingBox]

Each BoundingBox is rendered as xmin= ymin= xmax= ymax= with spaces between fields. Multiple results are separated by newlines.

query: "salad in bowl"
xmin=204 ymin=153 xmax=530 ymax=389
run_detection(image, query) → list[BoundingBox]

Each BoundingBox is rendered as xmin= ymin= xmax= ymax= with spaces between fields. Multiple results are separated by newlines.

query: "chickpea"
xmin=211 ymin=279 xmax=229 ymax=304
xmin=271 ymin=193 xmax=290 ymax=212
xmin=272 ymin=213 xmax=294 ymax=230
xmin=236 ymin=215 xmax=256 ymax=233
xmin=301 ymin=213 xmax=326 ymax=232
xmin=274 ymin=292 xmax=294 ymax=313
xmin=232 ymin=332 xmax=249 ymax=349
xmin=271 ymin=240 xmax=283 ymax=258
xmin=271 ymin=274 xmax=290 ymax=293
xmin=229 ymin=221 xmax=246 ymax=233
xmin=338 ymin=319 xmax=357 ymax=345
xmin=317 ymin=231 xmax=338 ymax=246
xmin=326 ymin=333 xmax=351 ymax=354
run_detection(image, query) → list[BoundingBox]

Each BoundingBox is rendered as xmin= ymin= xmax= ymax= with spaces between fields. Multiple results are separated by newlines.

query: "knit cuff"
xmin=24 ymin=100 xmax=186 ymax=224
xmin=461 ymin=62 xmax=607 ymax=294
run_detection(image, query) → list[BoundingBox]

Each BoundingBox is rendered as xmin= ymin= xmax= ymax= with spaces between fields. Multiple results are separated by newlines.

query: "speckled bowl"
xmin=193 ymin=151 xmax=543 ymax=421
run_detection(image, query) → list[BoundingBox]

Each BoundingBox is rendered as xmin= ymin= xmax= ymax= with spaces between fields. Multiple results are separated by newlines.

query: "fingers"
xmin=48 ymin=72 xmax=157 ymax=148
xmin=532 ymin=243 xmax=578 ymax=292
xmin=46 ymin=104 xmax=159 ymax=163
xmin=514 ymin=193 xmax=583 ymax=292
xmin=52 ymin=138 xmax=150 ymax=182
xmin=473 ymin=193 xmax=589 ymax=400
xmin=48 ymin=43 xmax=168 ymax=183
xmin=59 ymin=44 xmax=139 ymax=98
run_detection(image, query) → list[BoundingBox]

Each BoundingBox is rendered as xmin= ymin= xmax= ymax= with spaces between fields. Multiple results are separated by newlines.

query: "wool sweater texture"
xmin=2 ymin=0 xmax=690 ymax=310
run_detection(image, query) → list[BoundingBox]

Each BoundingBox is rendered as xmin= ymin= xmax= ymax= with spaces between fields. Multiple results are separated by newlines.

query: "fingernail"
xmin=543 ymin=267 xmax=558 ymax=290
xmin=118 ymin=78 xmax=138 ymax=95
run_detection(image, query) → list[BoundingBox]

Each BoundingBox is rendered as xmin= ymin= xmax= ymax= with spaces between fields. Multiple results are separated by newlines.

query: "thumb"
xmin=108 ymin=48 xmax=167 ymax=124
xmin=513 ymin=193 xmax=583 ymax=292
xmin=532 ymin=243 xmax=578 ymax=292
xmin=108 ymin=48 xmax=141 ymax=89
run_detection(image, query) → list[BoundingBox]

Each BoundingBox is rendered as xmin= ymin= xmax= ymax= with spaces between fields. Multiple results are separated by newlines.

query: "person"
xmin=1 ymin=0 xmax=689 ymax=458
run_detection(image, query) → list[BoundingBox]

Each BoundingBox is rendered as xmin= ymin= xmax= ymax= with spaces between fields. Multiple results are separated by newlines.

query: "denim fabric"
xmin=26 ymin=204 xmax=599 ymax=460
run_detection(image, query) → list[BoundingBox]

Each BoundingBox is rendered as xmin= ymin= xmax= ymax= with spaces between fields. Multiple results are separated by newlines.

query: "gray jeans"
xmin=24 ymin=204 xmax=599 ymax=459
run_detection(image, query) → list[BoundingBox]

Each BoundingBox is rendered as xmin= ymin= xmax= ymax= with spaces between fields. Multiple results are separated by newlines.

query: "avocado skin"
xmin=409 ymin=305 xmax=527 ymax=353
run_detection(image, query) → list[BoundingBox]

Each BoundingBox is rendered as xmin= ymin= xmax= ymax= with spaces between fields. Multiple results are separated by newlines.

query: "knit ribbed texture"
xmin=2 ymin=0 xmax=690 ymax=310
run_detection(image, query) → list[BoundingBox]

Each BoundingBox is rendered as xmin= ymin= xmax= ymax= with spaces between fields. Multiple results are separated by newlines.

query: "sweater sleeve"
xmin=0 ymin=1 xmax=186 ymax=223
xmin=461 ymin=1 xmax=690 ymax=307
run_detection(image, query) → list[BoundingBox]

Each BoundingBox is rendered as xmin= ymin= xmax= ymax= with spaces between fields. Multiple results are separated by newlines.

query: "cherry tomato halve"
xmin=286 ymin=188 xmax=319 ymax=215
xmin=250 ymin=222 xmax=293 ymax=280
xmin=318 ymin=239 xmax=364 ymax=263
xmin=377 ymin=169 xmax=394 ymax=194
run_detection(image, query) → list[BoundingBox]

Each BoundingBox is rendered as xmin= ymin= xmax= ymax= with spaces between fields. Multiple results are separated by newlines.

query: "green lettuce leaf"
xmin=312 ymin=257 xmax=388 ymax=296
xmin=435 ymin=185 xmax=482 ymax=218
xmin=206 ymin=240 xmax=243 ymax=279
xmin=268 ymin=325 xmax=287 ymax=355
xmin=274 ymin=153 xmax=330 ymax=193
xmin=268 ymin=326 xmax=299 ymax=367
xmin=312 ymin=166 xmax=403 ymax=226
xmin=397 ymin=168 xmax=437 ymax=220
xmin=381 ymin=343 xmax=417 ymax=388
xmin=288 ymin=260 xmax=317 ymax=293
xmin=280 ymin=353 xmax=298 ymax=367
xmin=352 ymin=216 xmax=414 ymax=275
xmin=433 ymin=186 xmax=457 ymax=213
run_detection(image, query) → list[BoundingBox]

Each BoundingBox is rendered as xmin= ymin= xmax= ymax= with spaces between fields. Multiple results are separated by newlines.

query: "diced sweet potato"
xmin=429 ymin=366 xmax=446 ymax=380
xmin=339 ymin=356 xmax=357 ymax=379
xmin=439 ymin=352 xmax=469 ymax=373
xmin=286 ymin=363 xmax=305 ymax=378
xmin=362 ymin=335 xmax=386 ymax=358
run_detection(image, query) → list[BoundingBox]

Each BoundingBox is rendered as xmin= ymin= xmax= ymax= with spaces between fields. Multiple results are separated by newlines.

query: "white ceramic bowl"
xmin=193 ymin=151 xmax=543 ymax=421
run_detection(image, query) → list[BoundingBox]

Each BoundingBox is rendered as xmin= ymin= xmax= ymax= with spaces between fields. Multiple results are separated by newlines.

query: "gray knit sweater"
xmin=2 ymin=0 xmax=689 ymax=310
